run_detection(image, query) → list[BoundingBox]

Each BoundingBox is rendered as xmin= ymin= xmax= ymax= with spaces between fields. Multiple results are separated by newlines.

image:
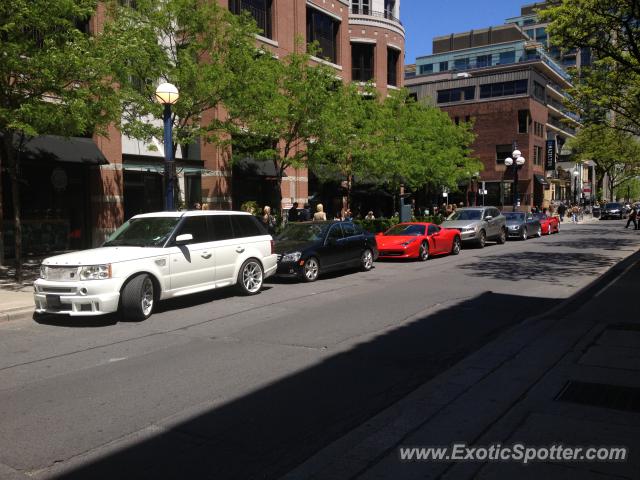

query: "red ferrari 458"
xmin=533 ymin=213 xmax=560 ymax=235
xmin=375 ymin=222 xmax=461 ymax=261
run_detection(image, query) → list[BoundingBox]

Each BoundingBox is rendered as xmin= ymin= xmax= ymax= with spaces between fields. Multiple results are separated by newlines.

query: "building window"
xmin=439 ymin=61 xmax=448 ymax=72
xmin=307 ymin=7 xmax=339 ymax=64
xmin=465 ymin=115 xmax=471 ymax=123
xmin=437 ymin=86 xmax=475 ymax=104
xmin=419 ymin=63 xmax=433 ymax=74
xmin=498 ymin=50 xmax=516 ymax=64
xmin=230 ymin=0 xmax=273 ymax=39
xmin=479 ymin=79 xmax=528 ymax=99
xmin=533 ymin=145 xmax=543 ymax=165
xmin=476 ymin=54 xmax=492 ymax=68
xmin=533 ymin=81 xmax=545 ymax=102
xmin=408 ymin=92 xmax=418 ymax=102
xmin=351 ymin=0 xmax=370 ymax=15
xmin=352 ymin=43 xmax=374 ymax=82
xmin=534 ymin=121 xmax=545 ymax=137
xmin=384 ymin=0 xmax=396 ymax=19
xmin=454 ymin=57 xmax=470 ymax=70
xmin=518 ymin=110 xmax=529 ymax=134
xmin=387 ymin=48 xmax=399 ymax=86
xmin=454 ymin=116 xmax=460 ymax=125
xmin=496 ymin=144 xmax=513 ymax=165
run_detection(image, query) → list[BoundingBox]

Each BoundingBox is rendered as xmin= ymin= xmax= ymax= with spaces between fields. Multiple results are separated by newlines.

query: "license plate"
xmin=46 ymin=294 xmax=62 ymax=308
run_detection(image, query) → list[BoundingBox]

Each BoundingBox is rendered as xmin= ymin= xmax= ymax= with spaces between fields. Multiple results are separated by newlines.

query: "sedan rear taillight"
xmin=270 ymin=239 xmax=275 ymax=254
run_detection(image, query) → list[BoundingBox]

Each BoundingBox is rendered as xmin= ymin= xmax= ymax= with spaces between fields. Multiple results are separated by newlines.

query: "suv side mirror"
xmin=175 ymin=233 xmax=193 ymax=245
xmin=484 ymin=215 xmax=493 ymax=220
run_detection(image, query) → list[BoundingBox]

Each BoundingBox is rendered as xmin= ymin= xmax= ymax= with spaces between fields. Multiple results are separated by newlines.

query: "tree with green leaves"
xmin=375 ymin=90 xmax=480 ymax=194
xmin=223 ymin=41 xmax=340 ymax=210
xmin=568 ymin=124 xmax=640 ymax=201
xmin=0 ymin=0 xmax=152 ymax=279
xmin=117 ymin=0 xmax=266 ymax=179
xmin=540 ymin=0 xmax=640 ymax=135
xmin=308 ymin=83 xmax=382 ymax=208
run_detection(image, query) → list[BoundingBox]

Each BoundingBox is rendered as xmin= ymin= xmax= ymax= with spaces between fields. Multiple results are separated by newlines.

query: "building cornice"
xmin=348 ymin=15 xmax=405 ymax=38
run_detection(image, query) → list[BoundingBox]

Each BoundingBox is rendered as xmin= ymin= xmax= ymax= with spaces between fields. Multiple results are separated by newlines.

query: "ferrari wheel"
xmin=451 ymin=237 xmax=461 ymax=255
xmin=418 ymin=241 xmax=429 ymax=261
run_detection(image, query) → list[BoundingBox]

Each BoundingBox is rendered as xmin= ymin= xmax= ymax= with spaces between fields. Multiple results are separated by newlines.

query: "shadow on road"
xmin=541 ymin=236 xmax=639 ymax=251
xmin=457 ymin=251 xmax=617 ymax=283
xmin=50 ymin=291 xmax=556 ymax=480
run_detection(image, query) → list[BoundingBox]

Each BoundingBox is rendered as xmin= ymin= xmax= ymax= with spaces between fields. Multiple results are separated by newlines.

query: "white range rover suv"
xmin=34 ymin=210 xmax=277 ymax=321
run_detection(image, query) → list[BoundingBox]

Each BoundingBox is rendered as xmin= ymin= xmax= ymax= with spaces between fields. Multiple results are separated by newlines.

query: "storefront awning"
xmin=233 ymin=157 xmax=287 ymax=178
xmin=122 ymin=155 xmax=209 ymax=174
xmin=534 ymin=174 xmax=550 ymax=186
xmin=18 ymin=135 xmax=108 ymax=165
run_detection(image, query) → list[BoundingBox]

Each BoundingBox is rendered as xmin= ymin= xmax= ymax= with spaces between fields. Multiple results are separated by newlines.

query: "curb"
xmin=0 ymin=306 xmax=34 ymax=323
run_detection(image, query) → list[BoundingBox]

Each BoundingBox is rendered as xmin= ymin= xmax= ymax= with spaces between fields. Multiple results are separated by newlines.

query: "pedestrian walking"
xmin=557 ymin=203 xmax=566 ymax=222
xmin=571 ymin=204 xmax=579 ymax=223
xmin=365 ymin=211 xmax=375 ymax=220
xmin=625 ymin=206 xmax=638 ymax=230
xmin=262 ymin=206 xmax=276 ymax=234
xmin=313 ymin=203 xmax=327 ymax=222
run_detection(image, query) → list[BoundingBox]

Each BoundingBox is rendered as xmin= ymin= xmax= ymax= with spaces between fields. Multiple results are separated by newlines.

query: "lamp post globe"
xmin=504 ymin=157 xmax=514 ymax=166
xmin=155 ymin=83 xmax=179 ymax=211
xmin=516 ymin=156 xmax=525 ymax=166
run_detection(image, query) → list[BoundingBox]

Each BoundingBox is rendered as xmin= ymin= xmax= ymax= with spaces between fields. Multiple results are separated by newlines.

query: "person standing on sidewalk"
xmin=571 ymin=204 xmax=579 ymax=223
xmin=625 ymin=205 xmax=638 ymax=229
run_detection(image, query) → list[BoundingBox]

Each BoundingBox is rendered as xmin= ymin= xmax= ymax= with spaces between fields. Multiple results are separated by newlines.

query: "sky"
xmin=402 ymin=0 xmax=527 ymax=64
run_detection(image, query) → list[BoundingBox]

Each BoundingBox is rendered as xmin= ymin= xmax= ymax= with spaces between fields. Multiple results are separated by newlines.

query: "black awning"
xmin=534 ymin=174 xmax=550 ymax=186
xmin=18 ymin=135 xmax=108 ymax=165
xmin=233 ymin=157 xmax=287 ymax=178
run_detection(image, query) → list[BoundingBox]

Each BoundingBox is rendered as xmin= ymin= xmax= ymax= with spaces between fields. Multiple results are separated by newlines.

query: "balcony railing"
xmin=547 ymin=98 xmax=581 ymax=123
xmin=547 ymin=117 xmax=577 ymax=136
xmin=350 ymin=7 xmax=402 ymax=26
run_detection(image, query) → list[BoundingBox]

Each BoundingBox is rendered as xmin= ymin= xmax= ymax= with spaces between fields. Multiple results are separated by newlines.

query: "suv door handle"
xmin=201 ymin=252 xmax=212 ymax=259
xmin=236 ymin=247 xmax=245 ymax=253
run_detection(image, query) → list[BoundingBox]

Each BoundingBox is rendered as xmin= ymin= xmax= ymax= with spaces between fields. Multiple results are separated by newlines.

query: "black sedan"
xmin=601 ymin=202 xmax=625 ymax=220
xmin=274 ymin=221 xmax=378 ymax=282
xmin=503 ymin=212 xmax=542 ymax=240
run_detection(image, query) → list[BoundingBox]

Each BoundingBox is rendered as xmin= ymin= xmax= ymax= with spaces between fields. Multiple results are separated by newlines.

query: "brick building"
xmin=2 ymin=0 xmax=404 ymax=257
xmin=405 ymin=2 xmax=588 ymax=211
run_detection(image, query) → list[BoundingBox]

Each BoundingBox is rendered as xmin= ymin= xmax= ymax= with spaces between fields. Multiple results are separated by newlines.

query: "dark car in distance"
xmin=601 ymin=202 xmax=625 ymax=220
xmin=274 ymin=221 xmax=378 ymax=282
xmin=504 ymin=212 xmax=542 ymax=240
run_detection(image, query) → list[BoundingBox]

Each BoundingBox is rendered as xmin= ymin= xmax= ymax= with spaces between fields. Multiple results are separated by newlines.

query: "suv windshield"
xmin=606 ymin=203 xmax=622 ymax=209
xmin=103 ymin=217 xmax=181 ymax=247
xmin=276 ymin=223 xmax=329 ymax=242
xmin=384 ymin=224 xmax=425 ymax=236
xmin=504 ymin=213 xmax=525 ymax=221
xmin=448 ymin=210 xmax=482 ymax=221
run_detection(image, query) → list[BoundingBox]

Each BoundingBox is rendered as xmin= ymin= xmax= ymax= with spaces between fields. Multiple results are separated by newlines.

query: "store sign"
xmin=545 ymin=140 xmax=556 ymax=171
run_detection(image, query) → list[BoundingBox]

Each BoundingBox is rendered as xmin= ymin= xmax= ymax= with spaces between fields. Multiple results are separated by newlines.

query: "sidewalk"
xmin=284 ymin=249 xmax=640 ymax=479
xmin=0 ymin=261 xmax=39 ymax=322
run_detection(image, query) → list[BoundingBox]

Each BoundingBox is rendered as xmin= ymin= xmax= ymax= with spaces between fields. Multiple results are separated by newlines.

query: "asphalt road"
xmin=0 ymin=220 xmax=639 ymax=480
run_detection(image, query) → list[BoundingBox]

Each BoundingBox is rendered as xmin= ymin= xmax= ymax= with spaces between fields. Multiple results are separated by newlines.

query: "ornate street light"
xmin=155 ymin=82 xmax=180 ymax=211
xmin=504 ymin=146 xmax=526 ymax=211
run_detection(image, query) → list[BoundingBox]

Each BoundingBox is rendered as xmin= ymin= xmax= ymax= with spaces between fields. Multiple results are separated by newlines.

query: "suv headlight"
xmin=79 ymin=265 xmax=112 ymax=280
xmin=40 ymin=265 xmax=47 ymax=279
xmin=282 ymin=252 xmax=302 ymax=263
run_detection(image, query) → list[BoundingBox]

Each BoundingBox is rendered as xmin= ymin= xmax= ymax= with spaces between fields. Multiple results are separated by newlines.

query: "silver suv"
xmin=441 ymin=207 xmax=507 ymax=248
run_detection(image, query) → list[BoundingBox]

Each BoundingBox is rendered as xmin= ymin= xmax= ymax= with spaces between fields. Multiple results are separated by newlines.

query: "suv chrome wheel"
xmin=141 ymin=277 xmax=154 ymax=316
xmin=239 ymin=259 xmax=263 ymax=295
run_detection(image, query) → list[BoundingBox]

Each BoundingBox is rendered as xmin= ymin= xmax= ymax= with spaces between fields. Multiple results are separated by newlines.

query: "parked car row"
xmin=33 ymin=206 xmax=559 ymax=321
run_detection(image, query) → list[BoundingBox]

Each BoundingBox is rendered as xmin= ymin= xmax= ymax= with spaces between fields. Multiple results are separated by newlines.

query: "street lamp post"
xmin=504 ymin=144 xmax=526 ymax=211
xmin=573 ymin=168 xmax=580 ymax=205
xmin=155 ymin=82 xmax=180 ymax=211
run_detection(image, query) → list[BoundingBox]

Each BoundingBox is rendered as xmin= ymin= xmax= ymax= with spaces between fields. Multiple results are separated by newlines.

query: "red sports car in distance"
xmin=532 ymin=213 xmax=560 ymax=235
xmin=375 ymin=222 xmax=462 ymax=261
